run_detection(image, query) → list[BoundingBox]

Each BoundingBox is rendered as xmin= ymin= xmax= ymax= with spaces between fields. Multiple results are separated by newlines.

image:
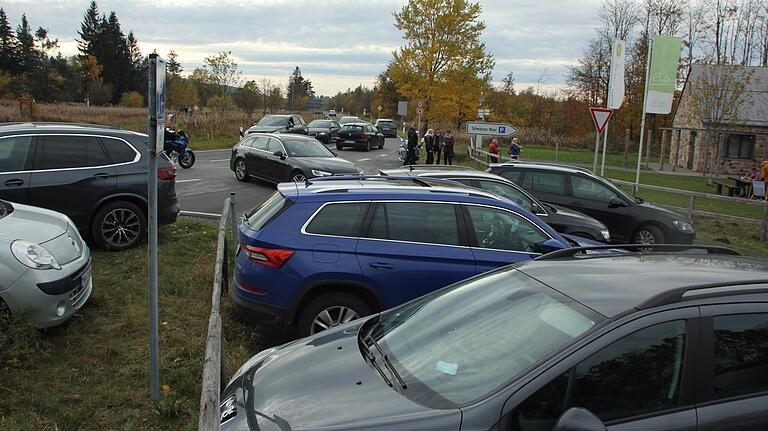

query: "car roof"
xmin=517 ymin=254 xmax=768 ymax=318
xmin=243 ymin=132 xmax=315 ymax=141
xmin=376 ymin=119 xmax=394 ymax=122
xmin=341 ymin=122 xmax=372 ymax=126
xmin=381 ymin=169 xmax=500 ymax=182
xmin=0 ymin=122 xmax=125 ymax=133
xmin=489 ymin=162 xmax=592 ymax=174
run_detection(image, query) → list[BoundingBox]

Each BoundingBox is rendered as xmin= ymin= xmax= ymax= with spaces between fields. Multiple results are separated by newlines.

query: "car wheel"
xmin=92 ymin=201 xmax=147 ymax=251
xmin=297 ymin=293 xmax=372 ymax=337
xmin=365 ymin=140 xmax=371 ymax=152
xmin=234 ymin=159 xmax=249 ymax=182
xmin=290 ymin=171 xmax=307 ymax=183
xmin=632 ymin=225 xmax=664 ymax=245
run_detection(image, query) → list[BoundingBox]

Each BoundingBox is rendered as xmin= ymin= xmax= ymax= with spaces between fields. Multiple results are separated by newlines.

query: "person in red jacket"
xmin=488 ymin=138 xmax=500 ymax=163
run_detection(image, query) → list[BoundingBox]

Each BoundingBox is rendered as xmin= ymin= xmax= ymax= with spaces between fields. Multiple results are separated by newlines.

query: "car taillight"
xmin=157 ymin=167 xmax=177 ymax=180
xmin=241 ymin=245 xmax=294 ymax=268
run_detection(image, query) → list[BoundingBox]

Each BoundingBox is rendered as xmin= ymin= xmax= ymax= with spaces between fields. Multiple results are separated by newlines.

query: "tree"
xmin=265 ymin=84 xmax=284 ymax=113
xmin=16 ymin=14 xmax=35 ymax=76
xmin=389 ymin=0 xmax=494 ymax=130
xmin=286 ymin=66 xmax=314 ymax=111
xmin=0 ymin=8 xmax=18 ymax=74
xmin=77 ymin=1 xmax=102 ymax=58
xmin=167 ymin=76 xmax=198 ymax=108
xmin=501 ymin=72 xmax=516 ymax=95
xmin=198 ymin=51 xmax=242 ymax=96
xmin=166 ymin=50 xmax=182 ymax=76
xmin=371 ymin=63 xmax=401 ymax=118
xmin=235 ymin=80 xmax=261 ymax=116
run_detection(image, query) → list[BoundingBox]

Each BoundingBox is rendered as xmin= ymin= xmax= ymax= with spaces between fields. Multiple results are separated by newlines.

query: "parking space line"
xmin=176 ymin=179 xmax=201 ymax=183
xmin=208 ymin=159 xmax=230 ymax=162
xmin=357 ymin=158 xmax=371 ymax=162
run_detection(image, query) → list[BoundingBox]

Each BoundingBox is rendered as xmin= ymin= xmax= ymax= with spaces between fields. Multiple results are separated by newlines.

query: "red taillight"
xmin=157 ymin=167 xmax=177 ymax=180
xmin=241 ymin=245 xmax=294 ymax=268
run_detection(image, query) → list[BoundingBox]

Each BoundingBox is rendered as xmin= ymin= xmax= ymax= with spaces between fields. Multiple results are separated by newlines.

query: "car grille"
xmin=69 ymin=262 xmax=92 ymax=308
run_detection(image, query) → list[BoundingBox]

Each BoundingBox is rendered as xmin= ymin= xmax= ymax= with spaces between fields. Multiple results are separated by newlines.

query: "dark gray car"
xmin=230 ymin=133 xmax=363 ymax=183
xmin=245 ymin=114 xmax=308 ymax=135
xmin=222 ymin=245 xmax=768 ymax=431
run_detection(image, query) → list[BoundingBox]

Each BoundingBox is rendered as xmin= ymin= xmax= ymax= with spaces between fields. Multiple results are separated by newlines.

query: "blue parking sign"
xmin=498 ymin=126 xmax=506 ymax=134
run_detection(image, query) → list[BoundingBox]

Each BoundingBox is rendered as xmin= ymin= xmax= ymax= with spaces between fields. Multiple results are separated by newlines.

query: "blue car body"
xmin=231 ymin=177 xmax=576 ymax=339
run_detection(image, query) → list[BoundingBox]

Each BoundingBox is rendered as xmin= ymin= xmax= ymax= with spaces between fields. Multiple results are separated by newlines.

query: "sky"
xmin=3 ymin=0 xmax=603 ymax=96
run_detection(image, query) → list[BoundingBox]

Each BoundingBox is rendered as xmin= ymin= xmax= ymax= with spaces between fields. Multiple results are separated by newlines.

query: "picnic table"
xmin=726 ymin=176 xmax=753 ymax=198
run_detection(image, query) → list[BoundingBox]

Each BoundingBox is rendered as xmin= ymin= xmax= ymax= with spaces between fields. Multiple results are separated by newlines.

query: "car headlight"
xmin=601 ymin=229 xmax=610 ymax=241
xmin=311 ymin=169 xmax=333 ymax=177
xmin=318 ymin=132 xmax=326 ymax=136
xmin=227 ymin=347 xmax=278 ymax=386
xmin=673 ymin=220 xmax=695 ymax=232
xmin=11 ymin=240 xmax=61 ymax=270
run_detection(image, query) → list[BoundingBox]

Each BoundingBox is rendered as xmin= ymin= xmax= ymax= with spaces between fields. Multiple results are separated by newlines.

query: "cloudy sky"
xmin=3 ymin=0 xmax=602 ymax=96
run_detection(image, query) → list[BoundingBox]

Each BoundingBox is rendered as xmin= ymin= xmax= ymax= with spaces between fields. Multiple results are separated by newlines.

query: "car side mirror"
xmin=608 ymin=197 xmax=627 ymax=208
xmin=552 ymin=408 xmax=606 ymax=431
xmin=537 ymin=239 xmax=568 ymax=253
xmin=273 ymin=150 xmax=286 ymax=160
xmin=239 ymin=126 xmax=244 ymax=137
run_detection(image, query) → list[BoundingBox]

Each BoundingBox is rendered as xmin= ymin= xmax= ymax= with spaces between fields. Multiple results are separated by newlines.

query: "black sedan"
xmin=307 ymin=119 xmax=340 ymax=145
xmin=375 ymin=118 xmax=398 ymax=137
xmin=336 ymin=123 xmax=385 ymax=151
xmin=245 ymin=114 xmax=308 ymax=135
xmin=230 ymin=133 xmax=363 ymax=183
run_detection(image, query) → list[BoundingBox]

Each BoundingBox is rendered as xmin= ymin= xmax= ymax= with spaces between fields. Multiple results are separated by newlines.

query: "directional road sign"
xmin=467 ymin=121 xmax=517 ymax=136
xmin=589 ymin=107 xmax=614 ymax=134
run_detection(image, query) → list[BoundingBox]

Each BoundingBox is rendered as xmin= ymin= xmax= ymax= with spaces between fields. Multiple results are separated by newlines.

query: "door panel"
xmin=0 ymin=135 xmax=34 ymax=204
xmin=245 ymin=137 xmax=269 ymax=180
xmin=265 ymin=138 xmax=290 ymax=181
xmin=529 ymin=171 xmax=569 ymax=206
xmin=568 ymin=175 xmax=631 ymax=241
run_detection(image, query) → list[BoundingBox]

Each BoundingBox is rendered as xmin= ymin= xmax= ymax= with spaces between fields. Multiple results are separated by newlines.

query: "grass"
xmin=0 ymin=220 xmax=261 ymax=430
xmin=695 ymin=217 xmax=768 ymax=258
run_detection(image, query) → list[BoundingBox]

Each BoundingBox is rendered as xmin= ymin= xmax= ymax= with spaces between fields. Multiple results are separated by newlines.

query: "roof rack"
xmin=494 ymin=160 xmax=591 ymax=173
xmin=403 ymin=164 xmax=477 ymax=172
xmin=536 ymin=244 xmax=741 ymax=260
xmin=304 ymin=175 xmax=433 ymax=188
xmin=637 ymin=279 xmax=768 ymax=310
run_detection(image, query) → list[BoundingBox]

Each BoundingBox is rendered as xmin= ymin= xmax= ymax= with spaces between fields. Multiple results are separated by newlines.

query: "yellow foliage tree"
xmin=389 ymin=0 xmax=494 ymax=130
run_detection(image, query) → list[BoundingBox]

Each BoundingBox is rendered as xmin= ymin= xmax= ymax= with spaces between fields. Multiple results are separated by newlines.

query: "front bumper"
xmin=666 ymin=230 xmax=696 ymax=245
xmin=1 ymin=247 xmax=93 ymax=328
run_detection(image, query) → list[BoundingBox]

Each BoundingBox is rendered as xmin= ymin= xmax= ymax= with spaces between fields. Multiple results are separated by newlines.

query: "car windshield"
xmin=340 ymin=117 xmax=360 ymax=124
xmin=282 ymin=138 xmax=334 ymax=157
xmin=309 ymin=120 xmax=331 ymax=128
xmin=369 ymin=267 xmax=602 ymax=408
xmin=378 ymin=121 xmax=393 ymax=126
xmin=256 ymin=116 xmax=288 ymax=126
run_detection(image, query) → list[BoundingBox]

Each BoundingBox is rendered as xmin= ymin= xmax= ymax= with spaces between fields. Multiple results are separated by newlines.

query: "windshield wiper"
xmin=360 ymin=337 xmax=394 ymax=388
xmin=364 ymin=335 xmax=407 ymax=390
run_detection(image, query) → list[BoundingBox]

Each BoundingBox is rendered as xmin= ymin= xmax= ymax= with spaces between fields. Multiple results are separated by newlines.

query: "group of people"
xmin=488 ymin=137 xmax=522 ymax=163
xmin=405 ymin=123 xmax=455 ymax=165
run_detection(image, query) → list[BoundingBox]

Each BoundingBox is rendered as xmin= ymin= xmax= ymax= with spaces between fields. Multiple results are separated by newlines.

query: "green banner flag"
xmin=645 ymin=36 xmax=683 ymax=114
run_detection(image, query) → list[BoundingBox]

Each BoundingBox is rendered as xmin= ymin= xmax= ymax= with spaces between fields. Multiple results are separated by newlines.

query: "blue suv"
xmin=231 ymin=176 xmax=575 ymax=339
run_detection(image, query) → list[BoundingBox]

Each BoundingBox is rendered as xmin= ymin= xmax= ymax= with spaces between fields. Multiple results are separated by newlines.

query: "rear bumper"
xmin=230 ymin=282 xmax=291 ymax=336
xmin=337 ymin=138 xmax=368 ymax=148
xmin=159 ymin=198 xmax=180 ymax=225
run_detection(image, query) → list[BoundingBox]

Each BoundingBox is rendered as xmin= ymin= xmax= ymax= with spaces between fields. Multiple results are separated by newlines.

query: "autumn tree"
xmin=389 ymin=0 xmax=494 ymax=130
xmin=196 ymin=51 xmax=242 ymax=97
xmin=235 ymin=80 xmax=261 ymax=117
xmin=286 ymin=66 xmax=314 ymax=111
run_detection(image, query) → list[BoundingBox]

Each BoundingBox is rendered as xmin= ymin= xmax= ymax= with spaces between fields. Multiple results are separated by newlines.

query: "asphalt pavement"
xmin=176 ymin=137 xmax=404 ymax=217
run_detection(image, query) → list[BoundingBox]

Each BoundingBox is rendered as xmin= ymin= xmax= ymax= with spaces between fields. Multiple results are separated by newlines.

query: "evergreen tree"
xmin=0 ymin=8 xmax=18 ymax=74
xmin=15 ymin=14 xmax=35 ymax=76
xmin=77 ymin=1 xmax=102 ymax=58
xmin=167 ymin=50 xmax=182 ymax=76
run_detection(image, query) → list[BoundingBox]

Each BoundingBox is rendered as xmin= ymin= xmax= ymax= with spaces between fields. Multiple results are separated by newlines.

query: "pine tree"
xmin=16 ymin=14 xmax=35 ymax=76
xmin=77 ymin=1 xmax=101 ymax=58
xmin=167 ymin=50 xmax=182 ymax=76
xmin=0 ymin=8 xmax=18 ymax=74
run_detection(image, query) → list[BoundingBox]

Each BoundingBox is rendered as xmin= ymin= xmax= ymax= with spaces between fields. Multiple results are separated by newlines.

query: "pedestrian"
xmin=434 ymin=128 xmax=444 ymax=164
xmin=489 ymin=138 xmax=500 ymax=163
xmin=424 ymin=129 xmax=435 ymax=164
xmin=443 ymin=130 xmax=455 ymax=165
xmin=509 ymin=137 xmax=522 ymax=160
xmin=406 ymin=122 xmax=418 ymax=165
xmin=760 ymin=160 xmax=768 ymax=181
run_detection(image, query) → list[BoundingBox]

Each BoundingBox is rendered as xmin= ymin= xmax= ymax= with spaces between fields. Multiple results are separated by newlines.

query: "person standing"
xmin=406 ymin=122 xmax=418 ymax=165
xmin=424 ymin=129 xmax=435 ymax=164
xmin=443 ymin=130 xmax=455 ymax=165
xmin=489 ymin=138 xmax=500 ymax=163
xmin=509 ymin=137 xmax=522 ymax=160
xmin=434 ymin=128 xmax=444 ymax=164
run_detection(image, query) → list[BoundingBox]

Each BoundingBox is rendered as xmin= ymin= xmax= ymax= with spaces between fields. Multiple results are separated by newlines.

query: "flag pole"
xmin=634 ymin=37 xmax=653 ymax=192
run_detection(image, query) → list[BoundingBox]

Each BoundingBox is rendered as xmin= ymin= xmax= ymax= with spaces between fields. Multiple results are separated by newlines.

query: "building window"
xmin=724 ymin=134 xmax=755 ymax=159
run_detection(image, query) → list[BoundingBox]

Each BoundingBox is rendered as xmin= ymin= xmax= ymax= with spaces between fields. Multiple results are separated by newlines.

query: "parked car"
xmin=336 ymin=123 xmax=385 ymax=151
xmin=380 ymin=167 xmax=611 ymax=242
xmin=231 ymin=176 xmax=586 ymax=339
xmin=488 ymin=162 xmax=695 ymax=244
xmin=374 ymin=118 xmax=397 ymax=137
xmin=338 ymin=116 xmax=362 ymax=125
xmin=0 ymin=123 xmax=180 ymax=251
xmin=245 ymin=114 xmax=308 ymax=135
xmin=328 ymin=109 xmax=337 ymax=119
xmin=0 ymin=200 xmax=91 ymax=327
xmin=307 ymin=119 xmax=340 ymax=145
xmin=230 ymin=133 xmax=363 ymax=183
xmin=222 ymin=244 xmax=768 ymax=431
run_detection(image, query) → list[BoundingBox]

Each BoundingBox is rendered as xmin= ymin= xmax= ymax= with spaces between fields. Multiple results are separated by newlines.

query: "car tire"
xmin=365 ymin=140 xmax=371 ymax=152
xmin=92 ymin=201 xmax=147 ymax=251
xmin=632 ymin=225 xmax=664 ymax=245
xmin=234 ymin=159 xmax=249 ymax=182
xmin=290 ymin=170 xmax=307 ymax=183
xmin=297 ymin=293 xmax=372 ymax=337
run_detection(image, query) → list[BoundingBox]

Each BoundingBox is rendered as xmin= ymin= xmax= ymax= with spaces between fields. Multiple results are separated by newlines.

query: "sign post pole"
xmin=593 ymin=131 xmax=601 ymax=174
xmin=600 ymin=124 xmax=609 ymax=176
xmin=147 ymin=53 xmax=165 ymax=401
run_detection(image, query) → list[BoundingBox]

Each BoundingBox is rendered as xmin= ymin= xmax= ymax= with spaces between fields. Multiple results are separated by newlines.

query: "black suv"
xmin=0 ymin=123 xmax=180 ymax=250
xmin=488 ymin=162 xmax=695 ymax=244
xmin=245 ymin=114 xmax=308 ymax=135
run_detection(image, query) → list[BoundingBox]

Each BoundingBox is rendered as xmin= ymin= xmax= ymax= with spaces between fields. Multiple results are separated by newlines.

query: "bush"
xmin=120 ymin=91 xmax=144 ymax=108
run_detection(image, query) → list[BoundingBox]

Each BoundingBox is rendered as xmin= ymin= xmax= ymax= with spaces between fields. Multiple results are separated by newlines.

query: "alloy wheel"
xmin=310 ymin=306 xmax=360 ymax=335
xmin=101 ymin=208 xmax=141 ymax=248
xmin=635 ymin=229 xmax=656 ymax=244
xmin=235 ymin=160 xmax=246 ymax=180
xmin=291 ymin=173 xmax=307 ymax=182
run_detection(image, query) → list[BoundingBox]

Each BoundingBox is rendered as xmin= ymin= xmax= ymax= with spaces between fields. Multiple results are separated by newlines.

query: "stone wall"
xmin=668 ymin=128 xmax=768 ymax=174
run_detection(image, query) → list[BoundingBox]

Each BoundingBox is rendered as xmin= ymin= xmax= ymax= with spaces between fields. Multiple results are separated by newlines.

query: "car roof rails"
xmin=304 ymin=175 xmax=433 ymax=188
xmin=495 ymin=160 xmax=591 ymax=173
xmin=637 ymin=279 xmax=768 ymax=310
xmin=536 ymin=244 xmax=741 ymax=261
xmin=404 ymin=164 xmax=477 ymax=171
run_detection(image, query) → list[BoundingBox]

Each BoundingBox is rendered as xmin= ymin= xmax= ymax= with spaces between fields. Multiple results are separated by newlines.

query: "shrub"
xmin=120 ymin=91 xmax=144 ymax=108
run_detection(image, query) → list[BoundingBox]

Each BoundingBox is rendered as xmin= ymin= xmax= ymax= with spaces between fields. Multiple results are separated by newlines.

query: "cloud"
xmin=3 ymin=0 xmax=603 ymax=95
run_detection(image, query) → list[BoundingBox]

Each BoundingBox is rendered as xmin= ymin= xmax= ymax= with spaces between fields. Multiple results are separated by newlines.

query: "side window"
xmin=0 ymin=136 xmax=33 ymax=172
xmin=297 ymin=116 xmax=306 ymax=125
xmin=252 ymin=137 xmax=269 ymax=151
xmin=571 ymin=176 xmax=619 ymax=202
xmin=266 ymin=139 xmax=283 ymax=154
xmin=466 ymin=205 xmax=549 ymax=252
xmin=239 ymin=136 xmax=256 ymax=148
xmin=511 ymin=320 xmax=687 ymax=430
xmin=532 ymin=172 xmax=566 ymax=195
xmin=367 ymin=202 xmax=460 ymax=246
xmin=305 ymin=203 xmax=368 ymax=237
xmin=100 ymin=137 xmax=137 ymax=164
xmin=498 ymin=169 xmax=524 ymax=185
xmin=36 ymin=135 xmax=104 ymax=170
xmin=86 ymin=138 xmax=110 ymax=166
xmin=713 ymin=313 xmax=768 ymax=399
xmin=477 ymin=180 xmax=536 ymax=213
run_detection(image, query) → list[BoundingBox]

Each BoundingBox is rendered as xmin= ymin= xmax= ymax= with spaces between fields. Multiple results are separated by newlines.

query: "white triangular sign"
xmin=590 ymin=108 xmax=613 ymax=134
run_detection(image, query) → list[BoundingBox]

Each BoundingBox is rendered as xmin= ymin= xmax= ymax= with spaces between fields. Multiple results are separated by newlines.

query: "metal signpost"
xmin=147 ymin=53 xmax=165 ymax=401
xmin=377 ymin=105 xmax=382 ymax=119
xmin=589 ymin=107 xmax=613 ymax=175
xmin=397 ymin=101 xmax=407 ymax=133
xmin=417 ymin=101 xmax=423 ymax=134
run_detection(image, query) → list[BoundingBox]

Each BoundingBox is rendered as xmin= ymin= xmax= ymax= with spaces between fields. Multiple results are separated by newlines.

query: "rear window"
xmin=377 ymin=120 xmax=394 ymax=126
xmin=245 ymin=192 xmax=290 ymax=231
xmin=305 ymin=202 xmax=369 ymax=237
xmin=341 ymin=125 xmax=364 ymax=132
xmin=101 ymin=137 xmax=138 ymax=164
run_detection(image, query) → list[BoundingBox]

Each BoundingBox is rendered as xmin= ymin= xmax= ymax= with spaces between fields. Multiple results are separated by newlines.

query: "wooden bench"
xmin=713 ymin=180 xmax=738 ymax=197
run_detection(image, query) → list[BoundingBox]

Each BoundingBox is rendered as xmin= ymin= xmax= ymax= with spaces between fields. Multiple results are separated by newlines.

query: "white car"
xmin=0 ymin=200 xmax=92 ymax=327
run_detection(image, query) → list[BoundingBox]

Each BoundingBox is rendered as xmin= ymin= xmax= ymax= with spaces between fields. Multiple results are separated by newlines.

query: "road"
xmin=176 ymin=137 xmax=404 ymax=217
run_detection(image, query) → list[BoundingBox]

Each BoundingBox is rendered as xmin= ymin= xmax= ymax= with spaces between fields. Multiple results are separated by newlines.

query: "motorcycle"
xmin=397 ymin=138 xmax=421 ymax=164
xmin=164 ymin=128 xmax=195 ymax=169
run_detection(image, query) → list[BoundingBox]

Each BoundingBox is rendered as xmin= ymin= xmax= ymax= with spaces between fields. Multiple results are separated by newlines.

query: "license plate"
xmin=345 ymin=140 xmax=355 ymax=144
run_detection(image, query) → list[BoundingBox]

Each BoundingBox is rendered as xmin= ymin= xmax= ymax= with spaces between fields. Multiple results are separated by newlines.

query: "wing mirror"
xmin=537 ymin=239 xmax=568 ymax=253
xmin=608 ymin=197 xmax=627 ymax=208
xmin=273 ymin=150 xmax=286 ymax=160
xmin=239 ymin=126 xmax=244 ymax=137
xmin=552 ymin=408 xmax=606 ymax=431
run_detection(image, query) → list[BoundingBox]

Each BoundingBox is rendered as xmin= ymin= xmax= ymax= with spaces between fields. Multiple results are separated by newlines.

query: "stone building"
xmin=667 ymin=64 xmax=768 ymax=174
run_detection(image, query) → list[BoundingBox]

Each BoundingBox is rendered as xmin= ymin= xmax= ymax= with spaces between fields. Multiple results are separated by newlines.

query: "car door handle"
xmin=369 ymin=262 xmax=393 ymax=270
xmin=4 ymin=178 xmax=24 ymax=187
xmin=570 ymin=201 xmax=584 ymax=207
xmin=92 ymin=173 xmax=110 ymax=179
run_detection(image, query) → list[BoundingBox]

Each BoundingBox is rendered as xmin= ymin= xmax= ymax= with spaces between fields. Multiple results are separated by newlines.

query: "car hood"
xmin=547 ymin=204 xmax=607 ymax=229
xmin=637 ymin=199 xmax=688 ymax=221
xmin=296 ymin=156 xmax=362 ymax=174
xmin=245 ymin=322 xmax=460 ymax=430
xmin=247 ymin=125 xmax=284 ymax=133
xmin=0 ymin=202 xmax=69 ymax=243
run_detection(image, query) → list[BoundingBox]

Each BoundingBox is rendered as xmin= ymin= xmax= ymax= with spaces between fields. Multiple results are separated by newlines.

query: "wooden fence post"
xmin=623 ymin=128 xmax=630 ymax=168
xmin=688 ymin=195 xmax=696 ymax=222
xmin=659 ymin=130 xmax=668 ymax=171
